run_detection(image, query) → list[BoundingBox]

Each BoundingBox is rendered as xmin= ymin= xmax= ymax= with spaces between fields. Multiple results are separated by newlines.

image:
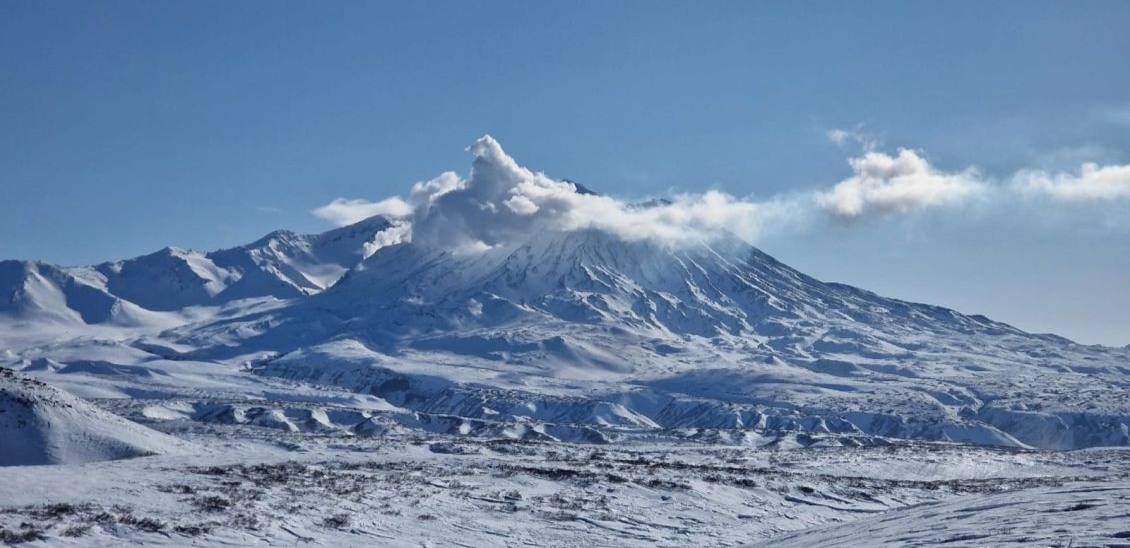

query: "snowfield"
xmin=2 ymin=137 xmax=1128 ymax=545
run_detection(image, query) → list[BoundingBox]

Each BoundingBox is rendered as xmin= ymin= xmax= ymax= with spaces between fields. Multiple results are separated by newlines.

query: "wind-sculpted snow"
xmin=755 ymin=480 xmax=1130 ymax=547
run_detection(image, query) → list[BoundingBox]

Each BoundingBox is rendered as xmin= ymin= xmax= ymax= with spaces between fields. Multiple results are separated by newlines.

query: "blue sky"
xmin=2 ymin=1 xmax=1129 ymax=344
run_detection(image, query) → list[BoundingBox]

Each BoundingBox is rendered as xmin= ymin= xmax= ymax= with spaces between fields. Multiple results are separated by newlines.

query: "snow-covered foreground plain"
xmin=1 ymin=341 xmax=1128 ymax=546
xmin=3 ymin=137 xmax=1129 ymax=545
xmin=2 ymin=394 xmax=1128 ymax=547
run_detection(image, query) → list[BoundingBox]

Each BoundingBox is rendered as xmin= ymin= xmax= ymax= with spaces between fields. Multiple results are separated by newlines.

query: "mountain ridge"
xmin=0 ymin=215 xmax=403 ymax=326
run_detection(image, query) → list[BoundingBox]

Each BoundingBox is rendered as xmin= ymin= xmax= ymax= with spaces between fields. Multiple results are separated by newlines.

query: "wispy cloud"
xmin=312 ymin=197 xmax=412 ymax=226
xmin=311 ymin=135 xmax=1130 ymax=251
xmin=826 ymin=126 xmax=878 ymax=151
xmin=1094 ymin=104 xmax=1130 ymax=126
xmin=1013 ymin=163 xmax=1130 ymax=201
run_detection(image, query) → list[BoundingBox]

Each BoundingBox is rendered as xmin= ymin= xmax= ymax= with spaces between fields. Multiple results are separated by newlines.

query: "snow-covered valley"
xmin=2 ymin=137 xmax=1128 ymax=546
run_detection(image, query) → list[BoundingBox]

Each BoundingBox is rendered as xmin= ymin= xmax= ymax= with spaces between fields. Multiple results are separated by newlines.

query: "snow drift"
xmin=0 ymin=368 xmax=185 ymax=466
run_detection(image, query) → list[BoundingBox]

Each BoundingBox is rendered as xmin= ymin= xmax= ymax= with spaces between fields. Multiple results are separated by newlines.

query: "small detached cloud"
xmin=816 ymin=148 xmax=985 ymax=220
xmin=1012 ymin=162 xmax=1130 ymax=201
xmin=312 ymin=197 xmax=412 ymax=227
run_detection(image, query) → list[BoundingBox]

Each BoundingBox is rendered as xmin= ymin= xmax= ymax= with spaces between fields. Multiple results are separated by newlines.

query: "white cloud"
xmin=1012 ymin=162 xmax=1130 ymax=201
xmin=311 ymin=197 xmax=413 ymax=226
xmin=816 ymin=148 xmax=985 ymax=220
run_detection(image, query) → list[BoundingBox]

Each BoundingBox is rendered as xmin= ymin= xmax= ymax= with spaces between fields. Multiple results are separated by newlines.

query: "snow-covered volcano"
xmin=140 ymin=138 xmax=1130 ymax=451
xmin=323 ymin=227 xmax=1015 ymax=340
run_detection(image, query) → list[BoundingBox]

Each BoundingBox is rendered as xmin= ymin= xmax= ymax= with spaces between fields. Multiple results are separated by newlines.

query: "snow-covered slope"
xmin=0 ymin=260 xmax=164 ymax=328
xmin=94 ymin=215 xmax=400 ymax=311
xmin=0 ymin=368 xmax=185 ymax=466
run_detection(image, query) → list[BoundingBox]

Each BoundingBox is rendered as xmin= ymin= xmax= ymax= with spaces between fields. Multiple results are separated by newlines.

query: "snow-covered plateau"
xmin=2 ymin=137 xmax=1128 ymax=546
